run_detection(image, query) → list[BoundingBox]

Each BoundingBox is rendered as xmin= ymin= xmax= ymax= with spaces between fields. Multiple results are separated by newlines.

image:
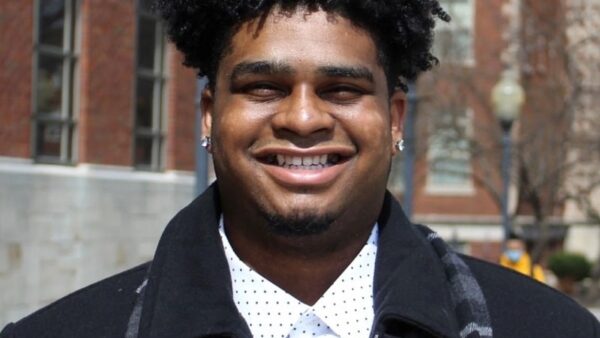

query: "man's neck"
xmin=222 ymin=218 xmax=375 ymax=305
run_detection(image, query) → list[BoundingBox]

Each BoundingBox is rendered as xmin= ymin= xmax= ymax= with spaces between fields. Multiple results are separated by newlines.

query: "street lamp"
xmin=195 ymin=77 xmax=209 ymax=196
xmin=491 ymin=70 xmax=525 ymax=243
xmin=403 ymin=80 xmax=418 ymax=220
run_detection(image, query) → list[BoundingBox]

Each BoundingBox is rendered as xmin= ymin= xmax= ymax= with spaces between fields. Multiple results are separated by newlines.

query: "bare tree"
xmin=415 ymin=0 xmax=600 ymax=262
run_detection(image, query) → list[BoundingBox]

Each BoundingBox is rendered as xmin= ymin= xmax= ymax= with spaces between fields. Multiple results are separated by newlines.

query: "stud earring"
xmin=395 ymin=139 xmax=404 ymax=152
xmin=201 ymin=136 xmax=212 ymax=150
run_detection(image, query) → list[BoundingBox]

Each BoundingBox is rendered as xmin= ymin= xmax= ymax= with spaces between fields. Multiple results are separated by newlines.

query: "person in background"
xmin=500 ymin=233 xmax=546 ymax=283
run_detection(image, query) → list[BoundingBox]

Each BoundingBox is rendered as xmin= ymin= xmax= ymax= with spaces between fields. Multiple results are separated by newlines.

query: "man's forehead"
xmin=221 ymin=10 xmax=380 ymax=73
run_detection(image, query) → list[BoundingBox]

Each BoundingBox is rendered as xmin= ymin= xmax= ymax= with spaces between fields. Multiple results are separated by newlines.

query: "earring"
xmin=395 ymin=139 xmax=404 ymax=152
xmin=201 ymin=136 xmax=212 ymax=150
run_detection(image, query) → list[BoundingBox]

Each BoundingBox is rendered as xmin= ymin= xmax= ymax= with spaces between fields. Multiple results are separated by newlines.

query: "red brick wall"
xmin=165 ymin=47 xmax=197 ymax=171
xmin=0 ymin=0 xmax=198 ymax=170
xmin=469 ymin=241 xmax=503 ymax=263
xmin=78 ymin=0 xmax=136 ymax=166
xmin=516 ymin=0 xmax=567 ymax=219
xmin=474 ymin=0 xmax=505 ymax=82
xmin=0 ymin=0 xmax=33 ymax=158
xmin=409 ymin=0 xmax=509 ymax=217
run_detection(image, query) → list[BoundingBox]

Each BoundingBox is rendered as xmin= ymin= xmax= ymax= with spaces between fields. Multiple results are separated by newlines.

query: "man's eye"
xmin=244 ymin=83 xmax=285 ymax=99
xmin=320 ymin=86 xmax=364 ymax=103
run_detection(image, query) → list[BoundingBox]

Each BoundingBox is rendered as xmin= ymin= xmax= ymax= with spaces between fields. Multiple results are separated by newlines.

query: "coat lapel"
xmin=138 ymin=185 xmax=252 ymax=338
xmin=373 ymin=192 xmax=460 ymax=338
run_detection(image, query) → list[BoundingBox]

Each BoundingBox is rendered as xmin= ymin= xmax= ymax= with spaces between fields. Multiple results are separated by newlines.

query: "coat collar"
xmin=372 ymin=192 xmax=459 ymax=338
xmin=137 ymin=185 xmax=459 ymax=338
xmin=138 ymin=184 xmax=251 ymax=338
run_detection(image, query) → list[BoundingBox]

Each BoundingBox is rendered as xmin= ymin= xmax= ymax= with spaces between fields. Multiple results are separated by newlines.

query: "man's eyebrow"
xmin=317 ymin=65 xmax=374 ymax=83
xmin=230 ymin=61 xmax=295 ymax=82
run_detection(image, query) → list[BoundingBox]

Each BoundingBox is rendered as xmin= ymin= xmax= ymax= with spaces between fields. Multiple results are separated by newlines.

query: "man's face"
xmin=203 ymin=9 xmax=404 ymax=235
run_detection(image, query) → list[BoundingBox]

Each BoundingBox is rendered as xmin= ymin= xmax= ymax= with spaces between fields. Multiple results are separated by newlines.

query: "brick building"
xmin=0 ymin=0 xmax=197 ymax=323
xmin=388 ymin=0 xmax=600 ymax=264
xmin=1 ymin=0 xmax=197 ymax=169
xmin=387 ymin=0 xmax=510 ymax=260
xmin=1 ymin=0 xmax=599 ymax=325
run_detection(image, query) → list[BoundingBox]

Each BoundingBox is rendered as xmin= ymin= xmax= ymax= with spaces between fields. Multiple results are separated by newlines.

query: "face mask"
xmin=506 ymin=249 xmax=523 ymax=263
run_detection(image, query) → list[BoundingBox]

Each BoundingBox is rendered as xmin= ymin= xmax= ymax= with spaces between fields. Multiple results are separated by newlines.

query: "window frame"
xmin=433 ymin=0 xmax=476 ymax=66
xmin=133 ymin=0 xmax=168 ymax=171
xmin=32 ymin=0 xmax=80 ymax=164
xmin=425 ymin=108 xmax=475 ymax=195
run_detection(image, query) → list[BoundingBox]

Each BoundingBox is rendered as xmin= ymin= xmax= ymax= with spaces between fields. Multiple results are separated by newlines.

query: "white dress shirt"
xmin=219 ymin=219 xmax=378 ymax=338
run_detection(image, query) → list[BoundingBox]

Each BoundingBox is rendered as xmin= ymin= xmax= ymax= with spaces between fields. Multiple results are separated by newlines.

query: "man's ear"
xmin=201 ymin=88 xmax=214 ymax=149
xmin=389 ymin=90 xmax=406 ymax=155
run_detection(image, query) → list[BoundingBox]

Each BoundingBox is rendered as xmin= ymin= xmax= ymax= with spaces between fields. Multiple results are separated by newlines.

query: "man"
xmin=2 ymin=1 xmax=599 ymax=337
xmin=500 ymin=234 xmax=546 ymax=283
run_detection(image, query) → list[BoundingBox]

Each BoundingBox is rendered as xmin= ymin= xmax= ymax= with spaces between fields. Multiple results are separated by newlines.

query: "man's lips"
xmin=252 ymin=146 xmax=355 ymax=187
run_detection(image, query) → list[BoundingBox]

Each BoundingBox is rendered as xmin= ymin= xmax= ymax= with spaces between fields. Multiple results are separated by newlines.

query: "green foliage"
xmin=548 ymin=251 xmax=592 ymax=282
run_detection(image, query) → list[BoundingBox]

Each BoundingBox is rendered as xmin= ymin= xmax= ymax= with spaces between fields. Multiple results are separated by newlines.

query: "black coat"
xmin=2 ymin=185 xmax=599 ymax=337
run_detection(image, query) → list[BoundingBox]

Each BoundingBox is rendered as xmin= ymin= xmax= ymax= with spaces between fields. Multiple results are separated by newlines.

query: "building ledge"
xmin=0 ymin=157 xmax=194 ymax=185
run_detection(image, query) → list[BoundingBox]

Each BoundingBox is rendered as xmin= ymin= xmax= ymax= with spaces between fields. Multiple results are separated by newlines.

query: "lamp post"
xmin=491 ymin=70 xmax=525 ymax=243
xmin=195 ymin=77 xmax=209 ymax=196
xmin=403 ymin=80 xmax=418 ymax=220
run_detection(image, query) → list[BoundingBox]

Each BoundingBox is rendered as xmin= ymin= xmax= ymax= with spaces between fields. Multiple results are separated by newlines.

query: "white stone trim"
xmin=0 ymin=157 xmax=194 ymax=184
xmin=428 ymin=224 xmax=504 ymax=242
xmin=423 ymin=182 xmax=475 ymax=196
xmin=415 ymin=213 xmax=501 ymax=225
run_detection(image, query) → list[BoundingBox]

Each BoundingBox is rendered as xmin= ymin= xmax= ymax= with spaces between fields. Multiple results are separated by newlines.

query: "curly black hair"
xmin=155 ymin=0 xmax=449 ymax=92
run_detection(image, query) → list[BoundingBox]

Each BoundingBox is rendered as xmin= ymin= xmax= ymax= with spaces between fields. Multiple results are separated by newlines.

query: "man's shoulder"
xmin=1 ymin=262 xmax=149 ymax=338
xmin=462 ymin=254 xmax=600 ymax=337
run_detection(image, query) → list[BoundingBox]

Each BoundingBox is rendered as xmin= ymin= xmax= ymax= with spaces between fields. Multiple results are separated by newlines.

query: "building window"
xmin=33 ymin=0 xmax=79 ymax=163
xmin=427 ymin=109 xmax=473 ymax=193
xmin=434 ymin=0 xmax=474 ymax=64
xmin=134 ymin=0 xmax=167 ymax=170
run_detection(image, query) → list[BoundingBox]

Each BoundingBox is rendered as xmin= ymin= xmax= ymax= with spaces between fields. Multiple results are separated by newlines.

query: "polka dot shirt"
xmin=219 ymin=219 xmax=378 ymax=338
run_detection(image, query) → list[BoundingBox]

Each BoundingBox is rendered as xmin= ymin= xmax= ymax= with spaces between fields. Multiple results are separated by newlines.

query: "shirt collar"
xmin=219 ymin=218 xmax=307 ymax=338
xmin=220 ymin=217 xmax=378 ymax=337
xmin=312 ymin=225 xmax=377 ymax=336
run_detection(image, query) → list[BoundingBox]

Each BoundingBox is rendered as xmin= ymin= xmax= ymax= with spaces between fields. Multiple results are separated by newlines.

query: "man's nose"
xmin=271 ymin=86 xmax=335 ymax=137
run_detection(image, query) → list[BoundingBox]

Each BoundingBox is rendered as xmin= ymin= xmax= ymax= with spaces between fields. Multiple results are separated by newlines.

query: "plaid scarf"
xmin=419 ymin=226 xmax=494 ymax=338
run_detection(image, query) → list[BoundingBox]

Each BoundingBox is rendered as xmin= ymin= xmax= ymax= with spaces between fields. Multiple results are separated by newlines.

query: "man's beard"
xmin=261 ymin=210 xmax=335 ymax=237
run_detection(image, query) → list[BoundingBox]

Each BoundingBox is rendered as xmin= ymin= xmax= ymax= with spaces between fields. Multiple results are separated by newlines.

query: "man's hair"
xmin=155 ymin=0 xmax=450 ymax=92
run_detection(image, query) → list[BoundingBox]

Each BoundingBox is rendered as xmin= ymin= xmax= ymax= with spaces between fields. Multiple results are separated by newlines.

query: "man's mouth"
xmin=252 ymin=146 xmax=354 ymax=187
xmin=260 ymin=153 xmax=343 ymax=170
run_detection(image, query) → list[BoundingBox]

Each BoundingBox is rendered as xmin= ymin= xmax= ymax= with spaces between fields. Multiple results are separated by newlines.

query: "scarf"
xmin=418 ymin=226 xmax=493 ymax=338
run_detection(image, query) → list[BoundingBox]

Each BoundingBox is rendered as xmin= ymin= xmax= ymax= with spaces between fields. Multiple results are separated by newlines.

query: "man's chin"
xmin=261 ymin=210 xmax=335 ymax=237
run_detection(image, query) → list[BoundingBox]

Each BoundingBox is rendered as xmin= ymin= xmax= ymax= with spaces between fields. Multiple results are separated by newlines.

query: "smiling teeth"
xmin=275 ymin=154 xmax=339 ymax=167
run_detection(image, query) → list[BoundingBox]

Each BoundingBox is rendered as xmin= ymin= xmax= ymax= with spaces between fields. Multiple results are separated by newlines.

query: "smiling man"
xmin=2 ymin=1 xmax=599 ymax=338
xmin=205 ymin=9 xmax=404 ymax=309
